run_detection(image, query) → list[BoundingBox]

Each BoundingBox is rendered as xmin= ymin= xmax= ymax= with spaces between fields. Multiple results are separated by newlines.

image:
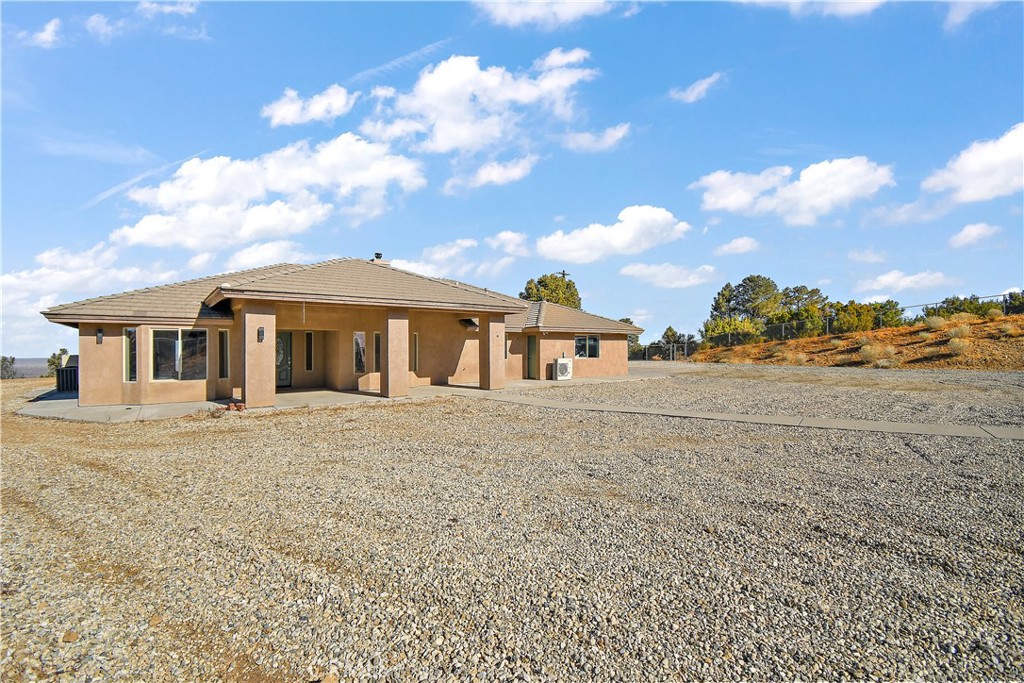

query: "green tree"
xmin=732 ymin=275 xmax=782 ymax=321
xmin=660 ymin=326 xmax=684 ymax=345
xmin=1004 ymin=291 xmax=1024 ymax=315
xmin=46 ymin=347 xmax=69 ymax=378
xmin=700 ymin=316 xmax=765 ymax=345
xmin=923 ymin=295 xmax=1002 ymax=318
xmin=833 ymin=301 xmax=875 ymax=334
xmin=870 ymin=300 xmax=905 ymax=328
xmin=792 ymin=305 xmax=825 ymax=338
xmin=709 ymin=282 xmax=735 ymax=320
xmin=519 ymin=273 xmax=582 ymax=309
xmin=1 ymin=356 xmax=18 ymax=380
xmin=619 ymin=318 xmax=643 ymax=357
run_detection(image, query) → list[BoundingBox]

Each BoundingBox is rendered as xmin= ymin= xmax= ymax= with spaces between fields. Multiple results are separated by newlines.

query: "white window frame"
xmin=152 ymin=328 xmax=208 ymax=381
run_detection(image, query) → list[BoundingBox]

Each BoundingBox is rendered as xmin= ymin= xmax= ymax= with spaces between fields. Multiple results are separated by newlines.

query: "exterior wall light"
xmin=96 ymin=329 xmax=104 ymax=344
xmin=257 ymin=327 xmax=265 ymax=343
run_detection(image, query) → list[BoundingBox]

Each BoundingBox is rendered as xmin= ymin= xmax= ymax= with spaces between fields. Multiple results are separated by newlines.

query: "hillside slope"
xmin=691 ymin=314 xmax=1024 ymax=371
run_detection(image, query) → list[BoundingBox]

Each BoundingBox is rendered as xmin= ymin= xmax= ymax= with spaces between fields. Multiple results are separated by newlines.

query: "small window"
xmin=354 ymin=332 xmax=366 ymax=373
xmin=153 ymin=329 xmax=207 ymax=380
xmin=575 ymin=335 xmax=600 ymax=359
xmin=124 ymin=328 xmax=137 ymax=382
xmin=218 ymin=330 xmax=229 ymax=379
xmin=411 ymin=333 xmax=419 ymax=372
xmin=373 ymin=332 xmax=381 ymax=373
xmin=305 ymin=331 xmax=314 ymax=372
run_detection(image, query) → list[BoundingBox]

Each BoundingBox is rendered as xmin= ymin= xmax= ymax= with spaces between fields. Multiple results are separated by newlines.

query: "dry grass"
xmin=828 ymin=339 xmax=844 ymax=349
xmin=924 ymin=316 xmax=948 ymax=331
xmin=917 ymin=331 xmax=932 ymax=342
xmin=947 ymin=338 xmax=970 ymax=355
xmin=949 ymin=312 xmax=979 ymax=324
xmin=859 ymin=344 xmax=897 ymax=365
xmin=948 ymin=325 xmax=972 ymax=339
xmin=986 ymin=309 xmax=1004 ymax=320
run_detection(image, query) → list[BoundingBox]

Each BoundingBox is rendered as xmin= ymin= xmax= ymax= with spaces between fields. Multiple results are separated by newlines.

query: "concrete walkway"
xmin=15 ymin=370 xmax=1022 ymax=440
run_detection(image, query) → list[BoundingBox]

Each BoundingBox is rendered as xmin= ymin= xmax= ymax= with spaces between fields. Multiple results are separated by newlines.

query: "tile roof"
xmin=505 ymin=301 xmax=643 ymax=334
xmin=43 ymin=259 xmax=527 ymax=326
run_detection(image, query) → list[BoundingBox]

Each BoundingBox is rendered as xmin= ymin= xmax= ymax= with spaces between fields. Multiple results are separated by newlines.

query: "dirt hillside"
xmin=690 ymin=313 xmax=1024 ymax=371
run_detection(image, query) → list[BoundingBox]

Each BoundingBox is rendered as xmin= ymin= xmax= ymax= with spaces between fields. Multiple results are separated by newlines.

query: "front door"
xmin=527 ymin=334 xmax=539 ymax=380
xmin=276 ymin=332 xmax=292 ymax=388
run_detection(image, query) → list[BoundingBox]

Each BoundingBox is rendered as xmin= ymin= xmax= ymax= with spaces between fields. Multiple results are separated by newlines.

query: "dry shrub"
xmin=948 ymin=325 xmax=972 ymax=339
xmin=650 ymin=355 xmax=663 ymax=361
xmin=859 ymin=344 xmax=897 ymax=364
xmin=783 ymin=351 xmax=809 ymax=364
xmin=924 ymin=316 xmax=947 ymax=331
xmin=998 ymin=322 xmax=1017 ymax=337
xmin=855 ymin=335 xmax=872 ymax=348
xmin=917 ymin=331 xmax=932 ymax=342
xmin=922 ymin=346 xmax=944 ymax=359
xmin=985 ymin=309 xmax=1004 ymax=320
xmin=947 ymin=338 xmax=970 ymax=355
xmin=828 ymin=339 xmax=844 ymax=349
xmin=874 ymin=358 xmax=901 ymax=369
xmin=949 ymin=312 xmax=978 ymax=324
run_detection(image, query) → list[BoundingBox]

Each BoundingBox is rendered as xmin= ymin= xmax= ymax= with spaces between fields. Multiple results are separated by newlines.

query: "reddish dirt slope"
xmin=690 ymin=314 xmax=1024 ymax=371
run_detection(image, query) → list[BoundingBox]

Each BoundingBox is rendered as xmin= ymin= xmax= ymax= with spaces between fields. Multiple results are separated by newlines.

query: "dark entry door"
xmin=527 ymin=334 xmax=539 ymax=380
xmin=276 ymin=332 xmax=292 ymax=387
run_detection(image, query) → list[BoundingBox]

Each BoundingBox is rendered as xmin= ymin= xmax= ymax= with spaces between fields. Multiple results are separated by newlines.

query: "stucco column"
xmin=381 ymin=309 xmax=409 ymax=398
xmin=478 ymin=314 xmax=506 ymax=390
xmin=242 ymin=302 xmax=276 ymax=408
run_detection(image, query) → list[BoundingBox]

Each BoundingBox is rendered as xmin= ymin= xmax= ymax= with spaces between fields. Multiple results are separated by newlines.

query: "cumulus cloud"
xmin=392 ymin=238 xmax=512 ymax=279
xmin=848 ymin=247 xmax=886 ymax=263
xmin=535 ymin=47 xmax=591 ymax=70
xmin=921 ymin=123 xmax=1023 ymax=203
xmin=737 ymin=1 xmax=886 ymax=17
xmin=485 ymin=230 xmax=531 ymax=257
xmin=20 ymin=18 xmax=61 ymax=48
xmin=136 ymin=1 xmax=197 ymax=18
xmin=362 ymin=50 xmax=597 ymax=155
xmin=689 ymin=156 xmax=894 ymax=225
xmin=261 ymin=85 xmax=360 ymax=127
xmin=669 ymin=72 xmax=722 ymax=104
xmin=562 ymin=123 xmax=630 ymax=152
xmin=85 ymin=14 xmax=122 ymax=42
xmin=446 ymin=155 xmax=540 ymax=193
xmin=619 ymin=263 xmax=717 ymax=289
xmin=536 ymin=205 xmax=690 ymax=264
xmin=187 ymin=252 xmax=216 ymax=271
xmin=855 ymin=269 xmax=951 ymax=292
xmin=474 ymin=1 xmax=613 ymax=29
xmin=226 ymin=241 xmax=314 ymax=270
xmin=713 ymin=236 xmax=759 ymax=256
xmin=949 ymin=222 xmax=1001 ymax=248
xmin=110 ymin=132 xmax=425 ymax=250
xmin=944 ymin=1 xmax=998 ymax=31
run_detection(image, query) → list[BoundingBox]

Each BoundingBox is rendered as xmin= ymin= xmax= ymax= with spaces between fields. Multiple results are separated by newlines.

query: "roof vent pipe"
xmin=374 ymin=252 xmax=383 ymax=260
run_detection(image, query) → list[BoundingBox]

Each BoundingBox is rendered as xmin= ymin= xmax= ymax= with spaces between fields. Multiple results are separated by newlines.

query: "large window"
xmin=218 ymin=330 xmax=229 ymax=379
xmin=354 ymin=332 xmax=366 ymax=373
xmin=153 ymin=329 xmax=208 ymax=380
xmin=124 ymin=328 xmax=137 ymax=382
xmin=575 ymin=335 xmax=600 ymax=359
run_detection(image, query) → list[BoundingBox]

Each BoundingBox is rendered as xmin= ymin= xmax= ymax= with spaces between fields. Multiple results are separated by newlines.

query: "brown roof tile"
xmin=505 ymin=301 xmax=643 ymax=334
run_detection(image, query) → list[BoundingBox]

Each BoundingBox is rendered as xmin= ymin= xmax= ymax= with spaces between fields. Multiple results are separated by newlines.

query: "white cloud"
xmin=713 ymin=236 xmax=760 ymax=256
xmin=949 ymin=222 xmax=1001 ymax=248
xmin=535 ymin=47 xmax=591 ymax=70
xmin=485 ymin=230 xmax=531 ymax=257
xmin=619 ymin=263 xmax=717 ymax=289
xmin=349 ymin=39 xmax=451 ymax=84
xmin=20 ymin=18 xmax=61 ymax=49
xmin=187 ymin=252 xmax=215 ymax=271
xmin=136 ymin=1 xmax=197 ymax=18
xmin=690 ymin=156 xmax=894 ymax=225
xmin=669 ymin=72 xmax=722 ymax=104
xmin=392 ymin=238 xmax=482 ymax=278
xmin=446 ymin=155 xmax=539 ymax=193
xmin=363 ymin=51 xmax=597 ymax=155
xmin=536 ymin=205 xmax=690 ymax=264
xmin=921 ymin=123 xmax=1023 ymax=203
xmin=562 ymin=123 xmax=630 ymax=152
xmin=861 ymin=294 xmax=892 ymax=304
xmin=737 ymin=1 xmax=886 ymax=17
xmin=226 ymin=241 xmax=314 ymax=270
xmin=110 ymin=132 xmax=425 ymax=250
xmin=474 ymin=1 xmax=613 ymax=29
xmin=848 ymin=247 xmax=886 ymax=263
xmin=261 ymin=85 xmax=360 ymax=127
xmin=944 ymin=1 xmax=997 ymax=31
xmin=855 ymin=269 xmax=951 ymax=292
xmin=85 ymin=14 xmax=122 ymax=42
xmin=1002 ymin=287 xmax=1022 ymax=295
xmin=628 ymin=308 xmax=653 ymax=325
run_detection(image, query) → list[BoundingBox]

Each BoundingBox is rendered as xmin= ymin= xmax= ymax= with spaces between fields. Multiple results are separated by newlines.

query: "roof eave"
xmin=216 ymin=289 xmax=528 ymax=314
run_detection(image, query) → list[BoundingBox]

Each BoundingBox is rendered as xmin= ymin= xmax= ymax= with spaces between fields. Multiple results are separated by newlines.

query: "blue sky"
xmin=2 ymin=1 xmax=1022 ymax=356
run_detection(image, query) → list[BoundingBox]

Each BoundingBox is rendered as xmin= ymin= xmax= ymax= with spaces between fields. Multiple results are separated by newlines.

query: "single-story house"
xmin=42 ymin=257 xmax=642 ymax=407
xmin=505 ymin=301 xmax=643 ymax=380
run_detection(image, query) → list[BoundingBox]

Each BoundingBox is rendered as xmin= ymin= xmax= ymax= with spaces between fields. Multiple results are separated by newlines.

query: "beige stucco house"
xmin=42 ymin=257 xmax=643 ymax=408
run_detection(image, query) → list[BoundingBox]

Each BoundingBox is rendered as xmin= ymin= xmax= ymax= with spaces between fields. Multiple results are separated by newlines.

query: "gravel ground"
xmin=2 ymin=373 xmax=1023 ymax=681
xmin=504 ymin=363 xmax=1024 ymax=427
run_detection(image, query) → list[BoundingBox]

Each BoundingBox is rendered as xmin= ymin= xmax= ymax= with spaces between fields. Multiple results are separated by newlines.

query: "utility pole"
xmin=558 ymin=270 xmax=570 ymax=280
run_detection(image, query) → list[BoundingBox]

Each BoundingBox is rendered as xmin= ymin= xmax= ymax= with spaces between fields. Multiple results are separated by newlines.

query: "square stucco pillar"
xmin=381 ymin=309 xmax=409 ymax=398
xmin=242 ymin=302 xmax=276 ymax=408
xmin=478 ymin=314 xmax=506 ymax=390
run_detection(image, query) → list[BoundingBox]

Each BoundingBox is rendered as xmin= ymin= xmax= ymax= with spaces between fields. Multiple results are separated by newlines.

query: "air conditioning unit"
xmin=554 ymin=357 xmax=573 ymax=380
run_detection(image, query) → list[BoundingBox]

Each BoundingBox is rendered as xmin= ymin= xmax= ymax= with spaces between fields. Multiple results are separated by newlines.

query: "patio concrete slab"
xmin=979 ymin=425 xmax=1024 ymax=440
